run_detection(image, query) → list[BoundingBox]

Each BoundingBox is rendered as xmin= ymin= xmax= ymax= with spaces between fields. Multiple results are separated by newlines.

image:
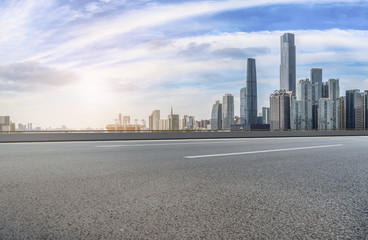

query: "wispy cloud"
xmin=0 ymin=61 xmax=78 ymax=92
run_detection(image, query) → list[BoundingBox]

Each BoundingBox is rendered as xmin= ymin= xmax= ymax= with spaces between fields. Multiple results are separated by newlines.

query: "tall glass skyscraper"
xmin=246 ymin=58 xmax=257 ymax=125
xmin=346 ymin=89 xmax=361 ymax=130
xmin=211 ymin=101 xmax=222 ymax=130
xmin=311 ymin=68 xmax=322 ymax=130
xmin=240 ymin=87 xmax=246 ymax=125
xmin=222 ymin=94 xmax=234 ymax=129
xmin=280 ymin=33 xmax=296 ymax=94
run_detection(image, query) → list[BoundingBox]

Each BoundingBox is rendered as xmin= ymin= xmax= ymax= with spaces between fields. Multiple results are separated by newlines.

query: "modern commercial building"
xmin=211 ymin=100 xmax=222 ymax=130
xmin=0 ymin=116 xmax=11 ymax=131
xmin=280 ymin=33 xmax=296 ymax=94
xmin=294 ymin=79 xmax=313 ymax=130
xmin=222 ymin=94 xmax=234 ymax=129
xmin=270 ymin=90 xmax=290 ymax=130
xmin=262 ymin=107 xmax=270 ymax=124
xmin=182 ymin=115 xmax=195 ymax=130
xmin=311 ymin=68 xmax=322 ymax=100
xmin=149 ymin=110 xmax=160 ymax=131
xmin=346 ymin=89 xmax=363 ymax=130
xmin=240 ymin=87 xmax=247 ymax=125
xmin=311 ymin=68 xmax=322 ymax=130
xmin=339 ymin=97 xmax=346 ymax=130
xmin=290 ymin=98 xmax=302 ymax=130
xmin=168 ymin=107 xmax=179 ymax=131
xmin=159 ymin=119 xmax=169 ymax=131
xmin=322 ymin=82 xmax=329 ymax=98
xmin=318 ymin=98 xmax=339 ymax=130
xmin=328 ymin=78 xmax=340 ymax=101
xmin=246 ymin=58 xmax=258 ymax=125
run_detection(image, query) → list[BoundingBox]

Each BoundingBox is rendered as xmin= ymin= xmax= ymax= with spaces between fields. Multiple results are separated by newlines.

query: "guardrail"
xmin=0 ymin=129 xmax=366 ymax=134
xmin=1 ymin=130 xmax=368 ymax=143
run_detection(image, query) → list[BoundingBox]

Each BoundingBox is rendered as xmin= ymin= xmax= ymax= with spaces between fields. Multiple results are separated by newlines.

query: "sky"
xmin=1 ymin=0 xmax=368 ymax=129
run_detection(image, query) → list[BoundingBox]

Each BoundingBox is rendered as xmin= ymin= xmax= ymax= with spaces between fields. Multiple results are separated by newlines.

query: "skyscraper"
xmin=262 ymin=107 xmax=270 ymax=124
xmin=318 ymin=98 xmax=339 ymax=130
xmin=339 ymin=97 xmax=346 ymax=130
xmin=280 ymin=33 xmax=296 ymax=94
xmin=346 ymin=89 xmax=363 ymax=130
xmin=240 ymin=87 xmax=246 ymax=125
xmin=328 ymin=78 xmax=340 ymax=101
xmin=211 ymin=100 xmax=222 ymax=130
xmin=322 ymin=82 xmax=329 ymax=98
xmin=149 ymin=110 xmax=160 ymax=130
xmin=290 ymin=97 xmax=302 ymax=130
xmin=246 ymin=58 xmax=258 ymax=125
xmin=168 ymin=107 xmax=179 ymax=131
xmin=311 ymin=68 xmax=322 ymax=129
xmin=296 ymin=79 xmax=313 ymax=130
xmin=222 ymin=94 xmax=234 ymax=129
xmin=270 ymin=90 xmax=290 ymax=130
xmin=311 ymin=68 xmax=323 ymax=100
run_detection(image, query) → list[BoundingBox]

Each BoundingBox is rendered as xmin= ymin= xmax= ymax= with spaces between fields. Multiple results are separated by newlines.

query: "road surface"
xmin=1 ymin=136 xmax=367 ymax=239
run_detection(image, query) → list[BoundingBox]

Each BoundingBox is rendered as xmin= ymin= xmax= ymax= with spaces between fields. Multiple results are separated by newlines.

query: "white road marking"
xmin=184 ymin=144 xmax=344 ymax=159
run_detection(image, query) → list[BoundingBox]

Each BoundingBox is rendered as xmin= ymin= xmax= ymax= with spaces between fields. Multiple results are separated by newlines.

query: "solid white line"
xmin=184 ymin=144 xmax=344 ymax=159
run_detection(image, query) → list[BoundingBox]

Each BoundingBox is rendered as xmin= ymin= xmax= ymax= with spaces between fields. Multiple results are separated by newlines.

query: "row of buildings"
xmin=270 ymin=33 xmax=368 ymax=130
xmin=149 ymin=108 xmax=209 ymax=131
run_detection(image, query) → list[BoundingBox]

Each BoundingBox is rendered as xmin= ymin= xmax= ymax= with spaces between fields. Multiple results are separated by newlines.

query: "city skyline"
xmin=1 ymin=1 xmax=368 ymax=129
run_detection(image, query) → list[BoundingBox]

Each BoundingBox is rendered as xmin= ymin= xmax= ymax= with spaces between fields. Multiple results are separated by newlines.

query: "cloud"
xmin=106 ymin=78 xmax=141 ymax=92
xmin=178 ymin=42 xmax=211 ymax=57
xmin=177 ymin=42 xmax=270 ymax=60
xmin=211 ymin=47 xmax=270 ymax=59
xmin=0 ymin=61 xmax=78 ymax=92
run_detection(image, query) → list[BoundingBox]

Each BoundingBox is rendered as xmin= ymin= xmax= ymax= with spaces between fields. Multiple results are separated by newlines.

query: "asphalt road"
xmin=1 ymin=136 xmax=368 ymax=239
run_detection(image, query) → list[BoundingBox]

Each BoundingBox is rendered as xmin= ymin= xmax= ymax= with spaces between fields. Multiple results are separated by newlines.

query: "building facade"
xmin=240 ymin=87 xmax=247 ymax=125
xmin=149 ymin=110 xmax=160 ymax=130
xmin=270 ymin=90 xmax=290 ymax=130
xmin=295 ymin=79 xmax=313 ymax=130
xmin=280 ymin=33 xmax=296 ymax=94
xmin=211 ymin=100 xmax=222 ymax=130
xmin=222 ymin=94 xmax=234 ymax=129
xmin=246 ymin=58 xmax=258 ymax=125
xmin=262 ymin=107 xmax=270 ymax=124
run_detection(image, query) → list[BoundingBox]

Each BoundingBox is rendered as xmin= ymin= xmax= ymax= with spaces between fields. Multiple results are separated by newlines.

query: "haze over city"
xmin=1 ymin=0 xmax=368 ymax=129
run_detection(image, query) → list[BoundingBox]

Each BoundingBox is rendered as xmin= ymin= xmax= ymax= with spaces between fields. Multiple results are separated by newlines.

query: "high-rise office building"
xmin=246 ymin=58 xmax=258 ymax=125
xmin=318 ymin=98 xmax=339 ymax=130
xmin=339 ymin=97 xmax=346 ymax=130
xmin=168 ymin=107 xmax=179 ymax=131
xmin=240 ymin=87 xmax=247 ymax=125
xmin=280 ymin=33 xmax=296 ymax=94
xmin=262 ymin=107 xmax=270 ymax=124
xmin=346 ymin=89 xmax=364 ymax=130
xmin=211 ymin=100 xmax=222 ymax=130
xmin=149 ymin=110 xmax=160 ymax=130
xmin=290 ymin=97 xmax=302 ymax=130
xmin=311 ymin=68 xmax=322 ymax=130
xmin=222 ymin=94 xmax=234 ymax=129
xmin=311 ymin=68 xmax=322 ymax=100
xmin=328 ymin=78 xmax=340 ymax=101
xmin=295 ymin=79 xmax=313 ymax=130
xmin=270 ymin=90 xmax=290 ymax=130
xmin=0 ymin=116 xmax=11 ymax=131
xmin=322 ymin=82 xmax=329 ymax=98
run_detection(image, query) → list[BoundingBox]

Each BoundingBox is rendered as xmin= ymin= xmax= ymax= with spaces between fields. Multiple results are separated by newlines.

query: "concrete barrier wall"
xmin=1 ymin=131 xmax=368 ymax=143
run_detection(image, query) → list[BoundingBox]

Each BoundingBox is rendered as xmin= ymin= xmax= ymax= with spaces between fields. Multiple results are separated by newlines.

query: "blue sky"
xmin=0 ymin=0 xmax=368 ymax=128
